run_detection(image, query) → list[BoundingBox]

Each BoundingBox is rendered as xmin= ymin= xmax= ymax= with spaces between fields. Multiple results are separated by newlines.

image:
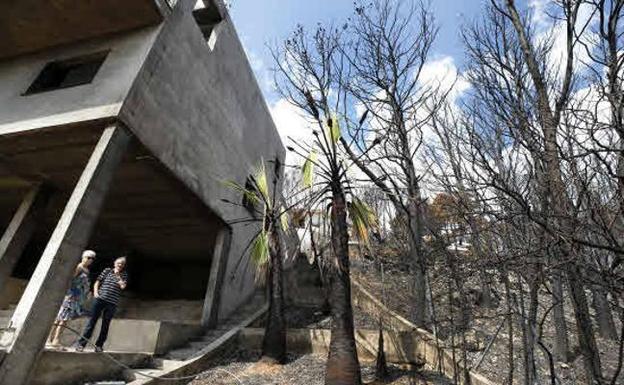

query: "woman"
xmin=48 ymin=250 xmax=96 ymax=347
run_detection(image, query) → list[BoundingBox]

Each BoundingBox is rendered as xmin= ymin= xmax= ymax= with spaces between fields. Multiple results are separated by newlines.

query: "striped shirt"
xmin=97 ymin=268 xmax=128 ymax=306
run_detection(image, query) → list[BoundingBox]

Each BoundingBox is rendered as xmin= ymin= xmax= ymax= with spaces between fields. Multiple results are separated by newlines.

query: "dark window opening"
xmin=192 ymin=2 xmax=224 ymax=49
xmin=25 ymin=51 xmax=108 ymax=95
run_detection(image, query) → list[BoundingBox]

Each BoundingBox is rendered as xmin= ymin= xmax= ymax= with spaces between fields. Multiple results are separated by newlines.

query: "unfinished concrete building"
xmin=0 ymin=1 xmax=284 ymax=384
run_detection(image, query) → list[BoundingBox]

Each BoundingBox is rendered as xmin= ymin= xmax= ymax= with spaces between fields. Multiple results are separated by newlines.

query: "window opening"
xmin=192 ymin=1 xmax=224 ymax=50
xmin=24 ymin=51 xmax=108 ymax=95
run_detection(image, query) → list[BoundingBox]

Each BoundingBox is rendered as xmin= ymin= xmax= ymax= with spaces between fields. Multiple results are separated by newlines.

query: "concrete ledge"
xmin=31 ymin=351 xmax=151 ymax=385
xmin=238 ymin=327 xmax=451 ymax=367
xmin=239 ymin=327 xmax=375 ymax=361
xmin=351 ymin=279 xmax=497 ymax=385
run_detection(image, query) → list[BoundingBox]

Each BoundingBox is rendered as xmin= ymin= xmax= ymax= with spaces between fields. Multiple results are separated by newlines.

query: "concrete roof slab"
xmin=0 ymin=0 xmax=164 ymax=59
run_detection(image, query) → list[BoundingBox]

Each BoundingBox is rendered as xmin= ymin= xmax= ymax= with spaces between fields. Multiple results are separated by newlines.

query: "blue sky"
xmin=229 ymin=0 xmax=487 ymax=104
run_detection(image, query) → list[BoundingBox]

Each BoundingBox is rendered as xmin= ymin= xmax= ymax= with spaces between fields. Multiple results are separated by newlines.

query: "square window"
xmin=24 ymin=51 xmax=108 ymax=95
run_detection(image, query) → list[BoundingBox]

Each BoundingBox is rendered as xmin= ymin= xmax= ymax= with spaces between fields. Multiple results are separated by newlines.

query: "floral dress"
xmin=56 ymin=267 xmax=90 ymax=321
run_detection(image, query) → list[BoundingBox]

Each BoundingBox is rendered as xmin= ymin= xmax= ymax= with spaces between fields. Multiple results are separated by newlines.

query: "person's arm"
xmin=93 ymin=280 xmax=101 ymax=298
xmin=118 ymin=273 xmax=127 ymax=290
xmin=73 ymin=264 xmax=82 ymax=278
xmin=94 ymin=268 xmax=108 ymax=298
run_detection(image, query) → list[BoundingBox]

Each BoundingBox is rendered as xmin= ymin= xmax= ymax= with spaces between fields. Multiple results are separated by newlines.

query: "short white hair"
xmin=82 ymin=250 xmax=96 ymax=259
xmin=115 ymin=256 xmax=127 ymax=263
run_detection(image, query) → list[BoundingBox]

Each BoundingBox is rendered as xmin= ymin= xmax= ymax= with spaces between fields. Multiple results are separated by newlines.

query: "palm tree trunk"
xmin=325 ymin=189 xmax=362 ymax=385
xmin=262 ymin=224 xmax=287 ymax=364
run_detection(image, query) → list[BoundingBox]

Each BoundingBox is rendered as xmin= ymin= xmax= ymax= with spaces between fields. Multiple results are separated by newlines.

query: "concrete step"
xmin=165 ymin=347 xmax=197 ymax=361
xmin=0 ymin=316 xmax=10 ymax=328
xmin=187 ymin=341 xmax=208 ymax=350
xmin=0 ymin=309 xmax=13 ymax=318
xmin=122 ymin=367 xmax=166 ymax=382
xmin=199 ymin=333 xmax=221 ymax=342
xmin=152 ymin=358 xmax=183 ymax=371
xmin=123 ymin=359 xmax=184 ymax=384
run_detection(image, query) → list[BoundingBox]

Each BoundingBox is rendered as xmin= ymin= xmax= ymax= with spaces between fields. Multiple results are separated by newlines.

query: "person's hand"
xmin=118 ymin=279 xmax=127 ymax=290
xmin=94 ymin=291 xmax=99 ymax=298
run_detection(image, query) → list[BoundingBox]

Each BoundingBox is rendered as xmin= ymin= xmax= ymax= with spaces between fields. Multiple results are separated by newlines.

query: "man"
xmin=76 ymin=256 xmax=128 ymax=352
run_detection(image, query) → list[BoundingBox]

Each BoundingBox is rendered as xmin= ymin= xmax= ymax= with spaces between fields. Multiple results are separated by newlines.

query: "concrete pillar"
xmin=0 ymin=125 xmax=131 ymax=385
xmin=0 ymin=184 xmax=51 ymax=299
xmin=201 ymin=227 xmax=231 ymax=328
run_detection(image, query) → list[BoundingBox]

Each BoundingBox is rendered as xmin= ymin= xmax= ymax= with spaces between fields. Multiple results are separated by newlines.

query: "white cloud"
xmin=532 ymin=1 xmax=596 ymax=81
xmin=529 ymin=0 xmax=550 ymax=30
xmin=419 ymin=56 xmax=470 ymax=101
xmin=269 ymin=98 xmax=316 ymax=165
xmin=243 ymin=49 xmax=275 ymax=97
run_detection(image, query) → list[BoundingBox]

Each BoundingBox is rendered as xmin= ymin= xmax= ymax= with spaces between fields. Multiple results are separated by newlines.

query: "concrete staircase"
xmin=0 ymin=304 xmax=16 ymax=329
xmin=122 ymin=293 xmax=266 ymax=384
xmin=0 ymin=305 xmax=12 ymax=360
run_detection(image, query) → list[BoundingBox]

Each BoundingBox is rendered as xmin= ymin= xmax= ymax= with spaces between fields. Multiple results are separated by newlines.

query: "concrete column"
xmin=0 ymin=184 xmax=51 ymax=299
xmin=201 ymin=227 xmax=231 ymax=328
xmin=0 ymin=125 xmax=131 ymax=385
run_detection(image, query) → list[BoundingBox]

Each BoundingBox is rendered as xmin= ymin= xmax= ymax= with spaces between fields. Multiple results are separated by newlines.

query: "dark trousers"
xmin=78 ymin=298 xmax=116 ymax=348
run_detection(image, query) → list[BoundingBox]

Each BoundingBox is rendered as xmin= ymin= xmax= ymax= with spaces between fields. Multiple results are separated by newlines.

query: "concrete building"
xmin=0 ymin=1 xmax=283 ymax=384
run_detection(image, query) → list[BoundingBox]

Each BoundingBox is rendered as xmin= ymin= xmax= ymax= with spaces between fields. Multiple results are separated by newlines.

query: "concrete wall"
xmin=351 ymin=279 xmax=498 ymax=385
xmin=31 ymin=351 xmax=151 ymax=385
xmin=119 ymin=0 xmax=285 ymax=321
xmin=240 ymin=328 xmax=375 ymax=361
xmin=0 ymin=26 xmax=160 ymax=136
xmin=57 ymin=317 xmax=202 ymax=354
xmin=0 ymin=277 xmax=26 ymax=309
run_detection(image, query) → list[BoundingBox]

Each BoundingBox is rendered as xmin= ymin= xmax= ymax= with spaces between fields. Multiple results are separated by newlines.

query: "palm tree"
xmin=224 ymin=159 xmax=289 ymax=364
xmin=288 ymin=113 xmax=377 ymax=385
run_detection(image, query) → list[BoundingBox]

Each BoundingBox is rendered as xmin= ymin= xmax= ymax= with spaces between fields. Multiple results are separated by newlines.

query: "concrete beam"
xmin=0 ymin=125 xmax=131 ymax=385
xmin=201 ymin=228 xmax=231 ymax=328
xmin=0 ymin=184 xmax=51 ymax=299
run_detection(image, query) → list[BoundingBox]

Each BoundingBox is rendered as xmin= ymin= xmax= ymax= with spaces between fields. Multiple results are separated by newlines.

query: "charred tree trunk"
xmin=566 ymin=262 xmax=605 ymax=385
xmin=262 ymin=223 xmax=287 ymax=364
xmin=502 ymin=269 xmax=515 ymax=385
xmin=375 ymin=262 xmax=389 ymax=380
xmin=325 ymin=188 xmax=362 ymax=385
xmin=552 ymin=269 xmax=571 ymax=362
xmin=408 ymin=196 xmax=427 ymax=328
xmin=375 ymin=324 xmax=389 ymax=380
xmin=592 ymin=283 xmax=618 ymax=341
xmin=468 ymin=218 xmax=493 ymax=308
xmin=526 ymin=278 xmax=540 ymax=385
xmin=503 ymin=1 xmax=605 ymax=379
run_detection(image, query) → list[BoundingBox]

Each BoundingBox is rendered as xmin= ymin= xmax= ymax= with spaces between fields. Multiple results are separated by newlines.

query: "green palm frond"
xmin=328 ymin=114 xmax=341 ymax=143
xmin=253 ymin=161 xmax=270 ymax=205
xmin=302 ymin=150 xmax=317 ymax=188
xmin=348 ymin=197 xmax=378 ymax=245
xmin=250 ymin=230 xmax=270 ymax=267
xmin=223 ymin=180 xmax=260 ymax=207
xmin=279 ymin=209 xmax=290 ymax=232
